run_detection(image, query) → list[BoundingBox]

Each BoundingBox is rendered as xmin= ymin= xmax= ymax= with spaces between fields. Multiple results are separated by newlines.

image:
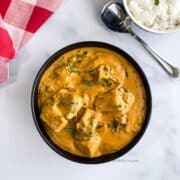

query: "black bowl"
xmin=31 ymin=41 xmax=152 ymax=164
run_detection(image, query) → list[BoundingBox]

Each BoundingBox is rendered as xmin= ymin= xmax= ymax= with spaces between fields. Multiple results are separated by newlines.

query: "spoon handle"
xmin=130 ymin=31 xmax=179 ymax=78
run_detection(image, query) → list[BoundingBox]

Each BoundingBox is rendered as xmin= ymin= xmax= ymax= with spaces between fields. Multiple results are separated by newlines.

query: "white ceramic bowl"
xmin=122 ymin=0 xmax=180 ymax=33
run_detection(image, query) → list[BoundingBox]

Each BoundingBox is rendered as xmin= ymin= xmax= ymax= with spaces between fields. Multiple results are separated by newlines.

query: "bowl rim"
xmin=31 ymin=41 xmax=152 ymax=164
xmin=122 ymin=0 xmax=180 ymax=34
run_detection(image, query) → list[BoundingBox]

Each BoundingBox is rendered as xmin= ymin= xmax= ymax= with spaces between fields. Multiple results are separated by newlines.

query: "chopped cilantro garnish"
xmin=66 ymin=65 xmax=78 ymax=73
xmin=83 ymin=79 xmax=93 ymax=86
xmin=113 ymin=104 xmax=121 ymax=110
xmin=64 ymin=128 xmax=75 ymax=135
xmin=154 ymin=0 xmax=160 ymax=6
xmin=99 ymin=79 xmax=112 ymax=87
xmin=107 ymin=119 xmax=121 ymax=132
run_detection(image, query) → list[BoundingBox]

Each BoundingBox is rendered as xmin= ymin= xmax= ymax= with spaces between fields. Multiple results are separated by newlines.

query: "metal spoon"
xmin=101 ymin=2 xmax=179 ymax=78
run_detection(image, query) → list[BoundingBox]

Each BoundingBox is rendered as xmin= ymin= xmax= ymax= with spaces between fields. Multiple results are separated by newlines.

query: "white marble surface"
xmin=0 ymin=0 xmax=180 ymax=179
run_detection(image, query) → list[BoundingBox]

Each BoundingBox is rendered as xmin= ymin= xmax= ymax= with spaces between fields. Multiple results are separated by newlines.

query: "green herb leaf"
xmin=58 ymin=97 xmax=66 ymax=107
xmin=64 ymin=128 xmax=75 ymax=135
xmin=113 ymin=104 xmax=121 ymax=110
xmin=44 ymin=85 xmax=54 ymax=93
xmin=89 ymin=115 xmax=95 ymax=122
xmin=83 ymin=51 xmax=88 ymax=56
xmin=107 ymin=119 xmax=121 ymax=132
xmin=88 ymin=69 xmax=97 ymax=77
xmin=154 ymin=0 xmax=160 ymax=5
xmin=50 ymin=72 xmax=58 ymax=80
xmin=83 ymin=79 xmax=93 ymax=86
xmin=66 ymin=65 xmax=78 ymax=73
xmin=99 ymin=79 xmax=112 ymax=87
xmin=67 ymin=56 xmax=74 ymax=63
xmin=76 ymin=51 xmax=88 ymax=60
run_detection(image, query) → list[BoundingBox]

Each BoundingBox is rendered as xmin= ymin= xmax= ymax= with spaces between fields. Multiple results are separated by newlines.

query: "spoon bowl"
xmin=101 ymin=2 xmax=130 ymax=33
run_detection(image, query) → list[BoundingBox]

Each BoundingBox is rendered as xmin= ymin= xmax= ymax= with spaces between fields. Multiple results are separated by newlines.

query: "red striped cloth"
xmin=0 ymin=0 xmax=63 ymax=83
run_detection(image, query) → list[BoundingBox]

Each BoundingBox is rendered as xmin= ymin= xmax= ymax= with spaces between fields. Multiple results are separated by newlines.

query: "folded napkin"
xmin=0 ymin=0 xmax=63 ymax=83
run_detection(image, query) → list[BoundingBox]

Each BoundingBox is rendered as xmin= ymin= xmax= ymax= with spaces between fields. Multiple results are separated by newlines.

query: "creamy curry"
xmin=38 ymin=47 xmax=147 ymax=158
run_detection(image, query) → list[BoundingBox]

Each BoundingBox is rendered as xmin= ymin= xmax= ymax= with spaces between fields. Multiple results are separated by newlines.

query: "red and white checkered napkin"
xmin=0 ymin=0 xmax=63 ymax=83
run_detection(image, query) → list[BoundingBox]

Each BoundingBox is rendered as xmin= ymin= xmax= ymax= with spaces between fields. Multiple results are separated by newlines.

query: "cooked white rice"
xmin=127 ymin=0 xmax=180 ymax=30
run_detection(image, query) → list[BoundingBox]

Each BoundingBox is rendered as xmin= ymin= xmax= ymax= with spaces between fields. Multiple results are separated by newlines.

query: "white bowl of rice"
xmin=123 ymin=0 xmax=180 ymax=33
